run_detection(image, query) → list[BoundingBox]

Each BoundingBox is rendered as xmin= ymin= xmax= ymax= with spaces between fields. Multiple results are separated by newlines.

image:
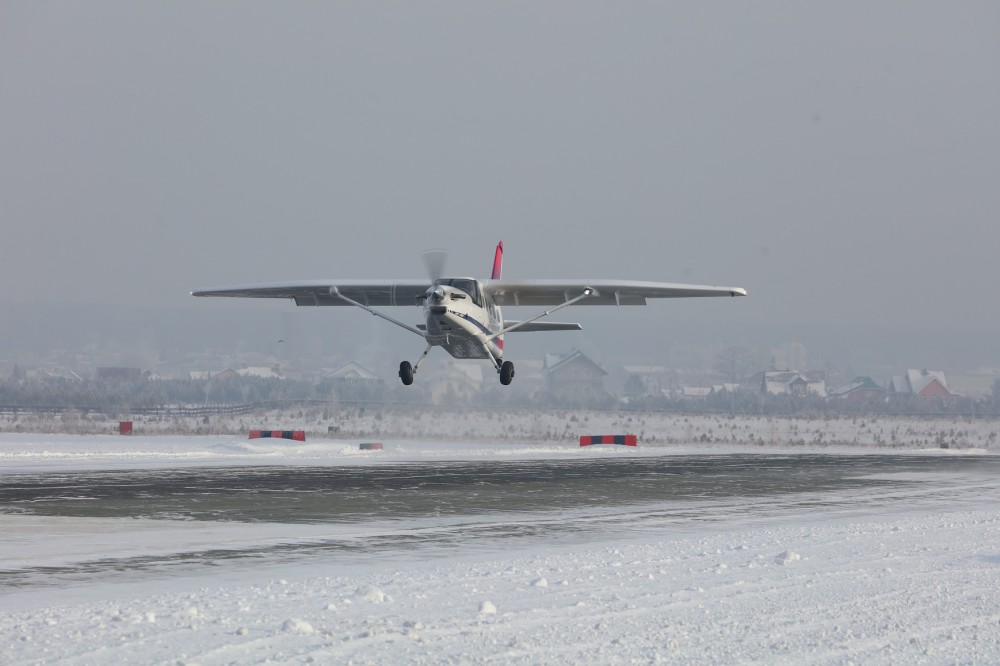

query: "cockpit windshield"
xmin=435 ymin=278 xmax=482 ymax=306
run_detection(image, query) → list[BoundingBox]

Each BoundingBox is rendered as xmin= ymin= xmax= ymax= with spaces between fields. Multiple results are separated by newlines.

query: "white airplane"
xmin=192 ymin=242 xmax=747 ymax=386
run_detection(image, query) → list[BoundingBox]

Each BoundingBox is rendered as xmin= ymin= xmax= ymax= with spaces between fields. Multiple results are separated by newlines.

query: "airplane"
xmin=192 ymin=242 xmax=747 ymax=386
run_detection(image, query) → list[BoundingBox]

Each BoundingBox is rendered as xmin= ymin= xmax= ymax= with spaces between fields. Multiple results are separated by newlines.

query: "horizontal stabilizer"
xmin=502 ymin=321 xmax=582 ymax=333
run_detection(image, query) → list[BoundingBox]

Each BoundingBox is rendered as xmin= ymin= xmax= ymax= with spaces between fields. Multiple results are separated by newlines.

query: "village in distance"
xmin=3 ymin=335 xmax=999 ymax=423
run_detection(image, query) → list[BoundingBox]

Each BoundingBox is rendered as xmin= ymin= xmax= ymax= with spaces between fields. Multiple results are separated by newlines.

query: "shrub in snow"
xmin=179 ymin=606 xmax=200 ymax=619
xmin=774 ymin=550 xmax=801 ymax=565
xmin=354 ymin=586 xmax=390 ymax=603
xmin=281 ymin=618 xmax=315 ymax=634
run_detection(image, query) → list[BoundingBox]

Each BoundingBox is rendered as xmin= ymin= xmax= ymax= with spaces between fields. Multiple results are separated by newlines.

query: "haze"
xmin=2 ymin=2 xmax=998 ymax=376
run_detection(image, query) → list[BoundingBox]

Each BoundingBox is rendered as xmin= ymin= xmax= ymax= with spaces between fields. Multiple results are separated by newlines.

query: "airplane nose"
xmin=426 ymin=286 xmax=447 ymax=314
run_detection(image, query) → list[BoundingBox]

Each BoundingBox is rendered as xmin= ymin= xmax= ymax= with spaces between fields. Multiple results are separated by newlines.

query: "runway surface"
xmin=3 ymin=453 xmax=999 ymax=594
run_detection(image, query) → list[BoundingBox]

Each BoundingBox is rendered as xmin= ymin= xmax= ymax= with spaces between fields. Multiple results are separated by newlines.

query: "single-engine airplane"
xmin=192 ymin=242 xmax=746 ymax=386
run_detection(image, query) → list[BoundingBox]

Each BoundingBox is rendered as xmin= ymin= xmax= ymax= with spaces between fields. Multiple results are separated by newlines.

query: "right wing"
xmin=192 ymin=280 xmax=431 ymax=307
xmin=483 ymin=279 xmax=747 ymax=306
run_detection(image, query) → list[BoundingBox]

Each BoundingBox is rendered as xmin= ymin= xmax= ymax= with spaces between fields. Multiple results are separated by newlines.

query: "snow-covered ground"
xmin=6 ymin=408 xmax=999 ymax=449
xmin=2 ymin=431 xmax=1000 ymax=664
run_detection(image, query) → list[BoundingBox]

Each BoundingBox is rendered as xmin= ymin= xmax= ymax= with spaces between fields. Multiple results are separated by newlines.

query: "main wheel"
xmin=399 ymin=361 xmax=414 ymax=386
xmin=499 ymin=360 xmax=515 ymax=385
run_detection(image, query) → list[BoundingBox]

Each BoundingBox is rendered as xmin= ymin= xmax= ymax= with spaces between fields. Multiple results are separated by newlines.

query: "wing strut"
xmin=486 ymin=288 xmax=596 ymax=340
xmin=329 ymin=286 xmax=426 ymax=337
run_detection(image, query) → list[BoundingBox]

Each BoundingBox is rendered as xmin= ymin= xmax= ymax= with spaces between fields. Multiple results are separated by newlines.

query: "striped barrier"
xmin=580 ymin=435 xmax=637 ymax=447
xmin=249 ymin=430 xmax=306 ymax=442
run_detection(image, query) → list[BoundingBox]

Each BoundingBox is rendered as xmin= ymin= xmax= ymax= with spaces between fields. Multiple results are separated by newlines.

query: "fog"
xmin=2 ymin=2 xmax=998 ymax=375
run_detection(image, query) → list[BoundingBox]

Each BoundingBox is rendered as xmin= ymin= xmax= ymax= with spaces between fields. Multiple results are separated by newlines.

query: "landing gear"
xmin=399 ymin=361 xmax=414 ymax=386
xmin=499 ymin=360 xmax=515 ymax=386
xmin=399 ymin=345 xmax=433 ymax=386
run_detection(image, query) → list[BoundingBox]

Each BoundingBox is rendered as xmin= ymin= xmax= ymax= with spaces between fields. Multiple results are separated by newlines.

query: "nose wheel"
xmin=499 ymin=360 xmax=515 ymax=385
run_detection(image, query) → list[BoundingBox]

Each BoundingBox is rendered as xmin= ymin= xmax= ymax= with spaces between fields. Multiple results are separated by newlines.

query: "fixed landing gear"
xmin=399 ymin=345 xmax=433 ymax=386
xmin=399 ymin=350 xmax=513 ymax=386
xmin=499 ymin=360 xmax=515 ymax=385
xmin=399 ymin=361 xmax=414 ymax=385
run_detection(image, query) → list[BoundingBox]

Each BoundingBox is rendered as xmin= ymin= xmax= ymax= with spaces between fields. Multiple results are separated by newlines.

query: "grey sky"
xmin=2 ymin=3 xmax=999 ymax=369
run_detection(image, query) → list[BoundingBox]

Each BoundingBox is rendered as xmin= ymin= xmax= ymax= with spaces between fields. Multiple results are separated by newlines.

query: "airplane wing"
xmin=483 ymin=279 xmax=747 ymax=306
xmin=192 ymin=280 xmax=431 ymax=307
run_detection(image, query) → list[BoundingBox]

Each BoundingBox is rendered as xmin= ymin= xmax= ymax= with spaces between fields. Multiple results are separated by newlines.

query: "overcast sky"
xmin=2 ymin=3 xmax=999 ymax=369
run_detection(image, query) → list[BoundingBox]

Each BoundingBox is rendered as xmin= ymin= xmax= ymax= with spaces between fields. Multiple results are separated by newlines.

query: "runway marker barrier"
xmin=359 ymin=442 xmax=384 ymax=451
xmin=579 ymin=434 xmax=637 ymax=447
xmin=249 ymin=430 xmax=306 ymax=442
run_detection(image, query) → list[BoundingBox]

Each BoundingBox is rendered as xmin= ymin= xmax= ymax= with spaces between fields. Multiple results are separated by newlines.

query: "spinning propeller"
xmin=422 ymin=248 xmax=448 ymax=283
xmin=421 ymin=248 xmax=449 ymax=303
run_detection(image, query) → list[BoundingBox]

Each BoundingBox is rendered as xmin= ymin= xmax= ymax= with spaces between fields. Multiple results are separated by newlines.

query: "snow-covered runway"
xmin=2 ymin=434 xmax=999 ymax=664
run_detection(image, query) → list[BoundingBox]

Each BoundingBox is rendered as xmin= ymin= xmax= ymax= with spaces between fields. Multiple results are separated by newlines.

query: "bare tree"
xmin=713 ymin=346 xmax=757 ymax=384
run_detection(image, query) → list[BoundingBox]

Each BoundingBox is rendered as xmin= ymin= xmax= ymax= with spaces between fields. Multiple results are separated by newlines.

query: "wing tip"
xmin=731 ymin=288 xmax=748 ymax=297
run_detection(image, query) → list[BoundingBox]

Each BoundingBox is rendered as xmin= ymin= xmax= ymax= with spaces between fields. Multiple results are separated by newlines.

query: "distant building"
xmin=95 ymin=367 xmax=146 ymax=381
xmin=829 ymin=376 xmax=884 ymax=401
xmin=750 ymin=370 xmax=827 ymax=397
xmin=543 ymin=350 xmax=609 ymax=403
xmin=237 ymin=364 xmax=284 ymax=379
xmin=324 ymin=361 xmax=385 ymax=400
xmin=325 ymin=362 xmax=384 ymax=388
xmin=888 ymin=369 xmax=951 ymax=399
xmin=622 ymin=365 xmax=671 ymax=396
xmin=771 ymin=342 xmax=807 ymax=372
xmin=29 ymin=367 xmax=83 ymax=382
xmin=425 ymin=362 xmax=484 ymax=403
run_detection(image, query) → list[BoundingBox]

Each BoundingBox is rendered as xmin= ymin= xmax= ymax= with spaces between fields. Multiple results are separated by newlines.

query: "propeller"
xmin=422 ymin=248 xmax=448 ymax=282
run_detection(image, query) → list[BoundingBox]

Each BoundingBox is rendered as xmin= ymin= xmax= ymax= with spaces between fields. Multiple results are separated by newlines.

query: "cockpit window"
xmin=436 ymin=278 xmax=482 ymax=306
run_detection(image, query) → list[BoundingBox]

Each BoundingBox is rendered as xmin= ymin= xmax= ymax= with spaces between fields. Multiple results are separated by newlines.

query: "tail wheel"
xmin=499 ymin=360 xmax=515 ymax=385
xmin=399 ymin=361 xmax=414 ymax=386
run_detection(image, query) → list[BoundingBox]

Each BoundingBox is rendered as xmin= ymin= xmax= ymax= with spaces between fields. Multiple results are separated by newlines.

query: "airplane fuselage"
xmin=422 ymin=278 xmax=503 ymax=361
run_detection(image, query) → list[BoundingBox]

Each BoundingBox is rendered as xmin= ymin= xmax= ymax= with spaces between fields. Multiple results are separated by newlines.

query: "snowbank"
xmin=3 ymin=509 xmax=1000 ymax=664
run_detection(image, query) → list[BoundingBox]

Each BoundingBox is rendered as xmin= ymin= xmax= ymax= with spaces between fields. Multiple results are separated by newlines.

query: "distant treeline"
xmin=622 ymin=388 xmax=999 ymax=418
xmin=0 ymin=376 xmax=998 ymax=418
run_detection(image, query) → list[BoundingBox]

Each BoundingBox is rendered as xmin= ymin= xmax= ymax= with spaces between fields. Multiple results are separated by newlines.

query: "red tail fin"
xmin=491 ymin=241 xmax=504 ymax=280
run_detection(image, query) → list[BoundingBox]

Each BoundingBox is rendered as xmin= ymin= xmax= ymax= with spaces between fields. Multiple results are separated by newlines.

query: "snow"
xmin=2 ymin=428 xmax=1000 ymax=663
xmin=6 ymin=408 xmax=999 ymax=450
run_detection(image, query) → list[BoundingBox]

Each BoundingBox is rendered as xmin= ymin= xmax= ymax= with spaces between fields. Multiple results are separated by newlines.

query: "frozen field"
xmin=2 ymin=432 xmax=1000 ymax=664
xmin=6 ymin=408 xmax=999 ymax=450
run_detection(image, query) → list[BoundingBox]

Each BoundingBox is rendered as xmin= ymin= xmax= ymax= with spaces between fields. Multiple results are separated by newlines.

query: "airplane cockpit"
xmin=435 ymin=278 xmax=483 ymax=307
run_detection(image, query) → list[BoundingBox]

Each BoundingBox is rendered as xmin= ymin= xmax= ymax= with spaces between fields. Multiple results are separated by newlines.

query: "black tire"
xmin=499 ymin=360 xmax=515 ymax=385
xmin=399 ymin=361 xmax=414 ymax=386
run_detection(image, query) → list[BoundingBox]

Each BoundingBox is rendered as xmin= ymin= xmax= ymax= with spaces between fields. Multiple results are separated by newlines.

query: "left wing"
xmin=192 ymin=280 xmax=431 ymax=307
xmin=483 ymin=279 xmax=747 ymax=306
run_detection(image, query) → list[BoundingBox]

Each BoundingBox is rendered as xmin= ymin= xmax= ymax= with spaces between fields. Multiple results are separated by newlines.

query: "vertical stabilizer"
xmin=491 ymin=241 xmax=504 ymax=280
